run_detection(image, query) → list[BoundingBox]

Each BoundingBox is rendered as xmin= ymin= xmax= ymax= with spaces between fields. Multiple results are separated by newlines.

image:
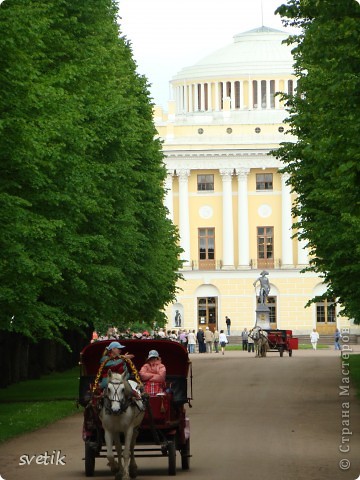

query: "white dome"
xmin=172 ymin=26 xmax=294 ymax=81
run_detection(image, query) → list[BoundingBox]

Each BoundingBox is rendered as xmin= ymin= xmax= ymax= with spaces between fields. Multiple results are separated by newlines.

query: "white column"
xmin=220 ymin=169 xmax=235 ymax=269
xmin=248 ymin=79 xmax=253 ymax=110
xmin=164 ymin=172 xmax=174 ymax=221
xmin=230 ymin=81 xmax=235 ymax=110
xmin=266 ymin=80 xmax=271 ymax=109
xmin=240 ymin=80 xmax=244 ymax=109
xmin=236 ymin=168 xmax=250 ymax=268
xmin=194 ymin=84 xmax=199 ymax=111
xmin=184 ymin=83 xmax=188 ymax=113
xmin=215 ymin=82 xmax=219 ymax=111
xmin=275 ymin=79 xmax=280 ymax=109
xmin=189 ymin=84 xmax=193 ymax=112
xmin=281 ymin=173 xmax=294 ymax=267
xmin=208 ymin=83 xmax=212 ymax=111
xmin=297 ymin=217 xmax=309 ymax=266
xmin=200 ymin=83 xmax=205 ymax=111
xmin=178 ymin=169 xmax=191 ymax=267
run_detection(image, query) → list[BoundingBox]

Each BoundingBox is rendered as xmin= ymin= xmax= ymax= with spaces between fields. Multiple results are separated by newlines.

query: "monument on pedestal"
xmin=253 ymin=270 xmax=271 ymax=329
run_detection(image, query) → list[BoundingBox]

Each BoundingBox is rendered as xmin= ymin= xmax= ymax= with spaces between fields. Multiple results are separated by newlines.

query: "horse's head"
xmin=105 ymin=371 xmax=131 ymax=414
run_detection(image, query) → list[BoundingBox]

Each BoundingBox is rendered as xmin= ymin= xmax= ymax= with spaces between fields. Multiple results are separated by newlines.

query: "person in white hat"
xmin=139 ymin=350 xmax=166 ymax=396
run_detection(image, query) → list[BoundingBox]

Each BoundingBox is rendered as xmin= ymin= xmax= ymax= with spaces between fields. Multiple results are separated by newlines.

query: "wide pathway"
xmin=0 ymin=347 xmax=359 ymax=480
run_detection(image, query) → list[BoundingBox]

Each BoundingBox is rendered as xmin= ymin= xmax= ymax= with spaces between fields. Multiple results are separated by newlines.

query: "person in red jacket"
xmin=139 ymin=349 xmax=166 ymax=396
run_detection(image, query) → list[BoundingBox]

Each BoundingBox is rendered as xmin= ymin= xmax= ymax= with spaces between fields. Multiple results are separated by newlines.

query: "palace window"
xmin=288 ymin=80 xmax=294 ymax=96
xmin=235 ymin=81 xmax=240 ymax=109
xmin=197 ymin=174 xmax=214 ymax=191
xmin=252 ymin=80 xmax=258 ymax=108
xmin=316 ymin=298 xmax=336 ymax=323
xmin=199 ymin=228 xmax=215 ymax=270
xmin=268 ymin=296 xmax=277 ymax=324
xmin=256 ymin=173 xmax=273 ymax=190
xmin=257 ymin=227 xmax=274 ymax=269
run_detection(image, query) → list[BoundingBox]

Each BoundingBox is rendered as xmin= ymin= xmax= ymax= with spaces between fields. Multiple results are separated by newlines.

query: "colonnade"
xmin=164 ymin=168 xmax=308 ymax=269
xmin=173 ymin=78 xmax=296 ymax=114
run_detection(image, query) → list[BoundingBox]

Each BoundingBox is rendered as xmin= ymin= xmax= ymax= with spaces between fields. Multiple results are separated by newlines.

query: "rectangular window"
xmin=199 ymin=228 xmax=215 ymax=270
xmin=256 ymin=173 xmax=273 ymax=190
xmin=268 ymin=296 xmax=277 ymax=326
xmin=257 ymin=226 xmax=274 ymax=269
xmin=197 ymin=174 xmax=214 ymax=191
xmin=316 ymin=299 xmax=336 ymax=323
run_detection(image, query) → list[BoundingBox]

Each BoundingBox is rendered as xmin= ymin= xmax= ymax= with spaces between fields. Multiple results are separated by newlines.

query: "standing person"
xmin=334 ymin=328 xmax=342 ymax=350
xmin=219 ymin=329 xmax=228 ymax=355
xmin=139 ymin=350 xmax=166 ymax=396
xmin=187 ymin=330 xmax=196 ymax=354
xmin=241 ymin=328 xmax=248 ymax=351
xmin=213 ymin=329 xmax=220 ymax=353
xmin=248 ymin=334 xmax=254 ymax=353
xmin=197 ymin=328 xmax=206 ymax=353
xmin=310 ymin=328 xmax=320 ymax=350
xmin=225 ymin=316 xmax=231 ymax=336
xmin=179 ymin=329 xmax=188 ymax=349
xmin=204 ymin=327 xmax=214 ymax=353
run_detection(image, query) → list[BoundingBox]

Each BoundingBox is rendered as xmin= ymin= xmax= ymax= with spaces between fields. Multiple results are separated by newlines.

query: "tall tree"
xmin=274 ymin=0 xmax=360 ymax=323
xmin=0 ymin=0 xmax=182 ymax=341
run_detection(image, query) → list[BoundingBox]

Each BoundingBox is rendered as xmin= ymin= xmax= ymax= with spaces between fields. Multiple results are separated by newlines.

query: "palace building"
xmin=154 ymin=26 xmax=359 ymax=337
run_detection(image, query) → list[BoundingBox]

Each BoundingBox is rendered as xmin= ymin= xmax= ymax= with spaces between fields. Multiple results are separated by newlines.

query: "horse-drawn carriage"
xmin=78 ymin=338 xmax=192 ymax=478
xmin=265 ymin=329 xmax=298 ymax=356
xmin=249 ymin=327 xmax=298 ymax=357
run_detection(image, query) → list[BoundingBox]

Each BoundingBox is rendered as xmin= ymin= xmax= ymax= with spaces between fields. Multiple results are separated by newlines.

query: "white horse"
xmin=249 ymin=326 xmax=269 ymax=357
xmin=100 ymin=371 xmax=145 ymax=480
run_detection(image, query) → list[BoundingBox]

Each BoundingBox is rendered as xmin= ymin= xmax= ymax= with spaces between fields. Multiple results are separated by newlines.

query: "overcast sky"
xmin=118 ymin=0 xmax=296 ymax=108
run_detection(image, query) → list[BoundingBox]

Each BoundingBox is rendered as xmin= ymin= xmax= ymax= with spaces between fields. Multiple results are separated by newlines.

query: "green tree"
xmin=0 ymin=0 xmax=182 ymax=341
xmin=274 ymin=0 xmax=360 ymax=323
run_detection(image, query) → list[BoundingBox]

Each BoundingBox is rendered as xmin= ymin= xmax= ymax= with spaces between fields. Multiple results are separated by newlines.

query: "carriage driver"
xmin=99 ymin=341 xmax=132 ymax=389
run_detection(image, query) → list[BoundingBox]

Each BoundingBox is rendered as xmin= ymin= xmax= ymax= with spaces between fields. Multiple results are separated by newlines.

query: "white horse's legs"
xmin=104 ymin=430 xmax=118 ymax=473
xmin=129 ymin=428 xmax=140 ymax=479
xmin=122 ymin=426 xmax=135 ymax=480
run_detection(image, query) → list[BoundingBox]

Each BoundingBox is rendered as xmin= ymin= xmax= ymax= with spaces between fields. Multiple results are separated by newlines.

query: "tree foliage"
xmin=274 ymin=0 xmax=360 ymax=323
xmin=0 ymin=0 xmax=182 ymax=341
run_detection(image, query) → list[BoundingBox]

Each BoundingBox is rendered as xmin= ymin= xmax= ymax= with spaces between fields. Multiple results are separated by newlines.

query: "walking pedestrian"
xmin=219 ymin=329 xmax=228 ymax=355
xmin=248 ymin=334 xmax=254 ymax=353
xmin=204 ymin=327 xmax=214 ymax=353
xmin=225 ymin=316 xmax=231 ymax=336
xmin=241 ymin=328 xmax=248 ymax=351
xmin=334 ymin=328 xmax=342 ymax=350
xmin=197 ymin=328 xmax=206 ymax=353
xmin=187 ymin=330 xmax=196 ymax=354
xmin=213 ymin=329 xmax=220 ymax=353
xmin=310 ymin=328 xmax=319 ymax=350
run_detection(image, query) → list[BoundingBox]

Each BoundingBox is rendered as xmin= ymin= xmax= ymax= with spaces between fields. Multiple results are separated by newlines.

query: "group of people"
xmin=310 ymin=328 xmax=342 ymax=350
xmin=99 ymin=341 xmax=166 ymax=396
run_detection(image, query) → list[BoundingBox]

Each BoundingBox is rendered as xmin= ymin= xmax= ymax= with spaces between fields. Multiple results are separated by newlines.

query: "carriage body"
xmin=79 ymin=338 xmax=192 ymax=476
xmin=264 ymin=329 xmax=298 ymax=356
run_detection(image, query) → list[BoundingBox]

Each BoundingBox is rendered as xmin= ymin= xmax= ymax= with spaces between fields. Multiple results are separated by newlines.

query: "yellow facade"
xmin=155 ymin=27 xmax=359 ymax=338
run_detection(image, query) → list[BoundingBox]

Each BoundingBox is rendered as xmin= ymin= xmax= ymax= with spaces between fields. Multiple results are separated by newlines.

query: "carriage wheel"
xmin=85 ymin=443 xmax=96 ymax=477
xmin=279 ymin=346 xmax=284 ymax=357
xmin=289 ymin=349 xmax=293 ymax=357
xmin=180 ymin=438 xmax=190 ymax=470
xmin=167 ymin=440 xmax=176 ymax=476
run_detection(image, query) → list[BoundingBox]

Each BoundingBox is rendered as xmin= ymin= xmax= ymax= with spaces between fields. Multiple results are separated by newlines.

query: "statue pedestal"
xmin=255 ymin=304 xmax=270 ymax=329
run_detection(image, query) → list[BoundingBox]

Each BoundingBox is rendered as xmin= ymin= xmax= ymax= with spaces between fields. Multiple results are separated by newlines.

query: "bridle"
xmin=104 ymin=377 xmax=132 ymax=415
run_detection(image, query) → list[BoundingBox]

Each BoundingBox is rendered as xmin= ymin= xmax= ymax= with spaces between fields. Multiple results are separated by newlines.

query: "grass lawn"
xmin=0 ymin=367 xmax=80 ymax=444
